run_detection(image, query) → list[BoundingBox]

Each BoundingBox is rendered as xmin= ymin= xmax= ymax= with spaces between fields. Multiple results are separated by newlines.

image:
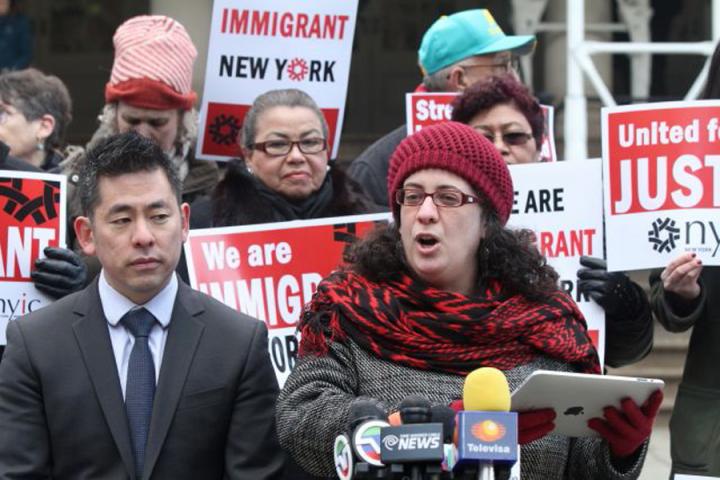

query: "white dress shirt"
xmin=98 ymin=270 xmax=178 ymax=399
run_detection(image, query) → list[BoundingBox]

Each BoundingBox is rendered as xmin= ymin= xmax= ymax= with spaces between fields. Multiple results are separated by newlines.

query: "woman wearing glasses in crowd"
xmin=450 ymin=75 xmax=654 ymax=370
xmin=276 ymin=121 xmax=661 ymax=479
xmin=190 ymin=88 xmax=376 ymax=228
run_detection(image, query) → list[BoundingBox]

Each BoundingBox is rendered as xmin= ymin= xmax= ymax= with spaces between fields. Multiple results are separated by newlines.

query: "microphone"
xmin=454 ymin=368 xmax=518 ymax=480
xmin=347 ymin=398 xmax=390 ymax=479
xmin=430 ymin=405 xmax=458 ymax=472
xmin=380 ymin=395 xmax=445 ymax=480
xmin=333 ymin=433 xmax=354 ymax=480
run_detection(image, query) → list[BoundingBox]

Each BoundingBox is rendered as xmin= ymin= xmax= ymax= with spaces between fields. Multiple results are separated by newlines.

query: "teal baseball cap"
xmin=418 ymin=9 xmax=536 ymax=75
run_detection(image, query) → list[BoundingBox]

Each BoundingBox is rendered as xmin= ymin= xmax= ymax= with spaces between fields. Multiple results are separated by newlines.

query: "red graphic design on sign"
xmin=0 ymin=176 xmax=62 ymax=282
xmin=202 ymin=102 xmax=338 ymax=158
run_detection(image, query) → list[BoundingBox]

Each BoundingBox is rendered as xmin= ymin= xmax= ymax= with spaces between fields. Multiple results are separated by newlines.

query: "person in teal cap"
xmin=348 ymin=9 xmax=535 ymax=208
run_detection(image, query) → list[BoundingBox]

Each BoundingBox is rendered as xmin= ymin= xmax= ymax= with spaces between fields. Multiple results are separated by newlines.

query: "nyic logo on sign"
xmin=647 ymin=217 xmax=720 ymax=256
xmin=0 ymin=292 xmax=42 ymax=321
xmin=648 ymin=217 xmax=680 ymax=253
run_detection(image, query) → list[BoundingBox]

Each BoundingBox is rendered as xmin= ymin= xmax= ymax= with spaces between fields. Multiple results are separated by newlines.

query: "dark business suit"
xmin=0 ymin=278 xmax=285 ymax=479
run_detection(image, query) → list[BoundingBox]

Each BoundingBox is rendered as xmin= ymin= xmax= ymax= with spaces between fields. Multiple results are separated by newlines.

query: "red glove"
xmin=587 ymin=389 xmax=663 ymax=458
xmin=518 ymin=408 xmax=556 ymax=445
xmin=448 ymin=399 xmax=556 ymax=445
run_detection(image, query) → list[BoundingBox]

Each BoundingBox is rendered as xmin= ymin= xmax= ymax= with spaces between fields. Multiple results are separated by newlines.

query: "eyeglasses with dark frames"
xmin=396 ymin=187 xmax=480 ymax=208
xmin=481 ymin=131 xmax=533 ymax=146
xmin=250 ymin=138 xmax=327 ymax=156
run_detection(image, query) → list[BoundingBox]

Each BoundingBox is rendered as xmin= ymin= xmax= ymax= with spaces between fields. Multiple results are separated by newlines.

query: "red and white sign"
xmin=0 ymin=170 xmax=66 ymax=344
xmin=602 ymin=100 xmax=720 ymax=271
xmin=184 ymin=213 xmax=390 ymax=386
xmin=508 ymin=160 xmax=606 ymax=365
xmin=196 ymin=0 xmax=359 ymax=161
xmin=405 ymin=93 xmax=456 ymax=135
xmin=405 ymin=92 xmax=557 ymax=162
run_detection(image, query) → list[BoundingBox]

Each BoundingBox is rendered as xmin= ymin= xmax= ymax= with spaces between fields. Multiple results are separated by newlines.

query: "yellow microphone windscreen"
xmin=462 ymin=367 xmax=511 ymax=412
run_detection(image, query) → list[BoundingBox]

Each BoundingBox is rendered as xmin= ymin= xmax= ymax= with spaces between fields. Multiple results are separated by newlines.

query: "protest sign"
xmin=508 ymin=159 xmax=606 ymax=365
xmin=405 ymin=92 xmax=556 ymax=161
xmin=197 ymin=0 xmax=359 ymax=161
xmin=184 ymin=213 xmax=391 ymax=386
xmin=603 ymin=100 xmax=720 ymax=271
xmin=405 ymin=93 xmax=456 ymax=135
xmin=0 ymin=170 xmax=66 ymax=343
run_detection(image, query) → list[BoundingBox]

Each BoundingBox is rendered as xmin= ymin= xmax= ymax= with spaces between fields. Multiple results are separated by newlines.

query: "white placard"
xmin=602 ymin=100 xmax=720 ymax=271
xmin=196 ymin=1 xmax=359 ymax=161
xmin=508 ymin=160 xmax=606 ymax=365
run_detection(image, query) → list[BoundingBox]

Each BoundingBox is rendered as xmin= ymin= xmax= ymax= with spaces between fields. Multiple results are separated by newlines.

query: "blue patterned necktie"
xmin=121 ymin=307 xmax=157 ymax=479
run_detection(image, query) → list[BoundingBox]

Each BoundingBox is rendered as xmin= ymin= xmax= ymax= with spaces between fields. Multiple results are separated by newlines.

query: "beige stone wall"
xmin=150 ymin=0 xmax=213 ymax=101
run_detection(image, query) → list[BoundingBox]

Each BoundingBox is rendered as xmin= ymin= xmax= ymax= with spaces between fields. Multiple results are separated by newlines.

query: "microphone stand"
xmin=478 ymin=463 xmax=494 ymax=480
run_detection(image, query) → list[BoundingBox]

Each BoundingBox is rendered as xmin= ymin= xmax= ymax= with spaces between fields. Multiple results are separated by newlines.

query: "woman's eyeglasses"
xmin=481 ymin=131 xmax=533 ymax=146
xmin=395 ymin=187 xmax=480 ymax=208
xmin=250 ymin=138 xmax=327 ymax=156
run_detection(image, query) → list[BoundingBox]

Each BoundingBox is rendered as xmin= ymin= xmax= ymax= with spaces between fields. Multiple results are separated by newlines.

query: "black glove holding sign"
xmin=576 ymin=256 xmax=644 ymax=317
xmin=31 ymin=247 xmax=87 ymax=299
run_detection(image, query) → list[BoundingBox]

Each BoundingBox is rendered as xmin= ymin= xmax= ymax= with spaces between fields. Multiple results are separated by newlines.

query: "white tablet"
xmin=510 ymin=370 xmax=665 ymax=437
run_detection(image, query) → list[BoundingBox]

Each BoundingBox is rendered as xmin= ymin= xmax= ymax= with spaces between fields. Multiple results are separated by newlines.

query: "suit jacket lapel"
xmin=143 ymin=282 xmax=205 ymax=479
xmin=71 ymin=282 xmax=136 ymax=479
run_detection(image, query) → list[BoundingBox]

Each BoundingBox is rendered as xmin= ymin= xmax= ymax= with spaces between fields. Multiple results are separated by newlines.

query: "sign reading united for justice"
xmin=184 ymin=213 xmax=389 ymax=386
xmin=602 ymin=101 xmax=720 ymax=271
xmin=197 ymin=0 xmax=359 ymax=161
xmin=0 ymin=170 xmax=66 ymax=344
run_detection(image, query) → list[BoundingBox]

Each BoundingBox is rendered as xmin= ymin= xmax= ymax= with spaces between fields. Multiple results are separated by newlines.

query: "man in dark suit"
xmin=0 ymin=132 xmax=285 ymax=479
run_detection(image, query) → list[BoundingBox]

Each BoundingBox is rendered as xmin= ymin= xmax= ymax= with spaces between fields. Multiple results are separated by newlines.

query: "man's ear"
xmin=446 ymin=66 xmax=467 ymax=92
xmin=180 ymin=202 xmax=190 ymax=242
xmin=74 ymin=216 xmax=96 ymax=256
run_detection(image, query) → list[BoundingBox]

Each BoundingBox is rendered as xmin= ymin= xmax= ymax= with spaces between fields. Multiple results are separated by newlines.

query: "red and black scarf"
xmin=299 ymin=270 xmax=601 ymax=375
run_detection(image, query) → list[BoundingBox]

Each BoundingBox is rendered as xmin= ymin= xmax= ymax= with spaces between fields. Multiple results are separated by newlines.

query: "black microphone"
xmin=346 ymin=398 xmax=390 ymax=479
xmin=430 ymin=405 xmax=458 ymax=474
xmin=381 ymin=395 xmax=445 ymax=480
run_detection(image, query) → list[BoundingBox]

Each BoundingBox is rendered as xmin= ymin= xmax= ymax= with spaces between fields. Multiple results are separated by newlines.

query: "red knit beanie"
xmin=105 ymin=15 xmax=197 ymax=110
xmin=387 ymin=121 xmax=514 ymax=225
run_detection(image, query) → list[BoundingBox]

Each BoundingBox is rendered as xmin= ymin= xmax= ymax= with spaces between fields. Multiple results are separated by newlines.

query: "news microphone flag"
xmin=380 ymin=423 xmax=444 ymax=464
xmin=455 ymin=411 xmax=518 ymax=465
xmin=455 ymin=367 xmax=519 ymax=475
xmin=334 ymin=433 xmax=354 ymax=480
xmin=352 ymin=419 xmax=389 ymax=467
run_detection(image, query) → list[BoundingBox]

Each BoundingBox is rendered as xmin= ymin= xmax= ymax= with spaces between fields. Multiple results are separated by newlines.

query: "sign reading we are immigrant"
xmin=184 ymin=213 xmax=390 ymax=387
xmin=197 ymin=0 xmax=359 ymax=161
xmin=0 ymin=170 xmax=67 ymax=344
xmin=508 ymin=159 xmax=606 ymax=366
xmin=602 ymin=101 xmax=720 ymax=271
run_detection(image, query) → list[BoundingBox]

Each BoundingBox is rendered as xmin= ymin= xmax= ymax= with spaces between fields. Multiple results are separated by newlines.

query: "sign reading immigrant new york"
xmin=197 ymin=1 xmax=359 ymax=161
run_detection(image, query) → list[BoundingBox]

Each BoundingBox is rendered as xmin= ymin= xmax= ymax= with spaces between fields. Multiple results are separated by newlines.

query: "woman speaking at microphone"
xmin=276 ymin=121 xmax=660 ymax=479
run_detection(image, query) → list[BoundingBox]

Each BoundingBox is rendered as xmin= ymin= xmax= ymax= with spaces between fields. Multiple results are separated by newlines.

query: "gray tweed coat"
xmin=276 ymin=338 xmax=648 ymax=479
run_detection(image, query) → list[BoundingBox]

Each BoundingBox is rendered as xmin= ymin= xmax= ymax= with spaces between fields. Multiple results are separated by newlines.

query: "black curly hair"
xmin=345 ymin=209 xmax=559 ymax=301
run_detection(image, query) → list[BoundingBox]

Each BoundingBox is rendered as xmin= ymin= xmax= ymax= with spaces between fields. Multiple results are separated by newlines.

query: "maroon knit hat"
xmin=387 ymin=121 xmax=514 ymax=224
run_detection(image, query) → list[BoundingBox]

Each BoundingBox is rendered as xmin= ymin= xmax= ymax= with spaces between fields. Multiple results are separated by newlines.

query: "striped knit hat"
xmin=387 ymin=121 xmax=514 ymax=225
xmin=105 ymin=15 xmax=197 ymax=110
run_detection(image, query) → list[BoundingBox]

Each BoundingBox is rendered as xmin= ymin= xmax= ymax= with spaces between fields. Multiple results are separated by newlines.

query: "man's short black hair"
xmin=79 ymin=132 xmax=183 ymax=218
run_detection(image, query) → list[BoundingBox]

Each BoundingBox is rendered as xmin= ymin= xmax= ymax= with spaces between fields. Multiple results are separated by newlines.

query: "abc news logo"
xmin=648 ymin=217 xmax=720 ymax=255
